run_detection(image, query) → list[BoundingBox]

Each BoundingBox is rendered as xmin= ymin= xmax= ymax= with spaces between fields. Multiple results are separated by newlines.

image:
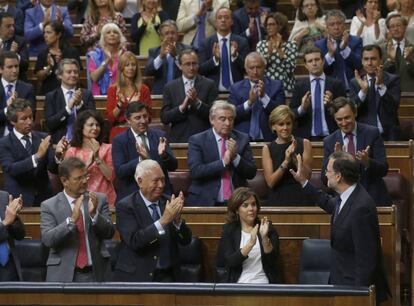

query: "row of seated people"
xmin=0 ymin=152 xmax=391 ymax=304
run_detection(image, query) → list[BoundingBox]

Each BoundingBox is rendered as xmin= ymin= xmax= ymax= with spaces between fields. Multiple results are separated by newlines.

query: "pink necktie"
xmin=346 ymin=133 xmax=355 ymax=156
xmin=221 ymin=138 xmax=232 ymax=200
xmin=75 ymin=210 xmax=88 ymax=269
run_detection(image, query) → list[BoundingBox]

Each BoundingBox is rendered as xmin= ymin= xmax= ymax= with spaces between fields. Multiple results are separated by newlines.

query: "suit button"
xmin=153 ymin=256 xmax=158 ymax=260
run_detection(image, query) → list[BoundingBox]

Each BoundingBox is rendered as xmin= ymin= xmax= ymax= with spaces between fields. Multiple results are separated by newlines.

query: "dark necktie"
xmin=313 ymin=78 xmax=323 ymax=136
xmin=22 ymin=135 xmax=32 ymax=153
xmin=333 ymin=196 xmax=342 ymax=223
xmin=250 ymin=16 xmax=259 ymax=48
xmin=139 ymin=133 xmax=150 ymax=155
xmin=334 ymin=40 xmax=346 ymax=86
xmin=5 ymin=84 xmax=13 ymax=132
xmin=249 ymin=83 xmax=262 ymax=140
xmin=395 ymin=43 xmax=402 ymax=71
xmin=166 ymin=55 xmax=174 ymax=82
xmin=368 ymin=77 xmax=378 ymax=126
xmin=150 ymin=203 xmax=170 ymax=268
xmin=220 ymin=138 xmax=231 ymax=200
xmin=346 ymin=133 xmax=355 ymax=156
xmin=65 ymin=90 xmax=76 ymax=141
xmin=75 ymin=209 xmax=88 ymax=269
xmin=221 ymin=38 xmax=231 ymax=89
xmin=193 ymin=0 xmax=206 ymax=49
xmin=149 ymin=203 xmax=160 ymax=221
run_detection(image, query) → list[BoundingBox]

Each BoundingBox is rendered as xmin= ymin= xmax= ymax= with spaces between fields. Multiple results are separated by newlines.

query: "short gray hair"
xmin=325 ymin=9 xmax=346 ymax=22
xmin=209 ymin=100 xmax=236 ymax=119
xmin=55 ymin=58 xmax=80 ymax=76
xmin=159 ymin=19 xmax=178 ymax=34
xmin=134 ymin=160 xmax=161 ymax=182
xmin=245 ymin=51 xmax=267 ymax=68
xmin=7 ymin=98 xmax=32 ymax=122
xmin=99 ymin=23 xmax=127 ymax=48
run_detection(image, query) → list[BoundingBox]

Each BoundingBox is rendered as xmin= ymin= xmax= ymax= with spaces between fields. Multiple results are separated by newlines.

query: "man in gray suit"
xmin=40 ymin=157 xmax=115 ymax=282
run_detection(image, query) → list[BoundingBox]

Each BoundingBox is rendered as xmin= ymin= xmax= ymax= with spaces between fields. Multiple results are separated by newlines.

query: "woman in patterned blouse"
xmin=256 ymin=13 xmax=298 ymax=93
xmin=81 ymin=0 xmax=128 ymax=50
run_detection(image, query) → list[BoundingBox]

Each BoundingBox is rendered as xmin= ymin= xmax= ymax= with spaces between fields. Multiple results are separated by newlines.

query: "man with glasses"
xmin=40 ymin=157 xmax=115 ymax=282
xmin=186 ymin=100 xmax=257 ymax=206
xmin=321 ymin=96 xmax=390 ymax=205
xmin=161 ymin=48 xmax=218 ymax=143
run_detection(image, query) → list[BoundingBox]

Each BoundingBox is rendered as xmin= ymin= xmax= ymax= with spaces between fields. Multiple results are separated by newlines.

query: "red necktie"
xmin=250 ymin=17 xmax=259 ymax=48
xmin=221 ymin=138 xmax=232 ymax=200
xmin=346 ymin=133 xmax=355 ymax=156
xmin=75 ymin=210 xmax=88 ymax=268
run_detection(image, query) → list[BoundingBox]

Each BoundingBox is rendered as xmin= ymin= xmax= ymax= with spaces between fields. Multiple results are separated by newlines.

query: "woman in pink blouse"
xmin=87 ymin=23 xmax=127 ymax=95
xmin=65 ymin=110 xmax=117 ymax=206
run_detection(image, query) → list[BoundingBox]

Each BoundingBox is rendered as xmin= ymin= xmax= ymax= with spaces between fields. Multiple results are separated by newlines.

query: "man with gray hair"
xmin=145 ymin=20 xmax=190 ymax=94
xmin=186 ymin=100 xmax=257 ymax=206
xmin=44 ymin=58 xmax=96 ymax=144
xmin=114 ymin=159 xmax=192 ymax=282
xmin=229 ymin=51 xmax=284 ymax=141
xmin=315 ymin=10 xmax=362 ymax=89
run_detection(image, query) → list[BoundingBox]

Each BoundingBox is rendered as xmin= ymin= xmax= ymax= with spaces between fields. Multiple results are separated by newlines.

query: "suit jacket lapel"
xmin=147 ymin=129 xmax=159 ymax=159
xmin=0 ymin=83 xmax=6 ymax=108
xmin=177 ymin=78 xmax=186 ymax=107
xmin=57 ymin=192 xmax=74 ymax=222
xmin=207 ymin=129 xmax=221 ymax=160
xmin=126 ymin=129 xmax=139 ymax=160
xmin=356 ymin=124 xmax=365 ymax=152
xmin=57 ymin=88 xmax=67 ymax=110
xmin=135 ymin=192 xmax=154 ymax=226
xmin=332 ymin=186 xmax=357 ymax=230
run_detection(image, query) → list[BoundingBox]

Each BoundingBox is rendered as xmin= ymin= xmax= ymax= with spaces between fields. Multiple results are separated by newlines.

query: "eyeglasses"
xmin=71 ymin=174 xmax=90 ymax=182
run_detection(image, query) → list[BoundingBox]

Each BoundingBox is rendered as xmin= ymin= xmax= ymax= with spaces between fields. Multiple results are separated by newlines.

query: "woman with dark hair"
xmin=35 ymin=21 xmax=82 ymax=95
xmin=350 ymin=0 xmax=387 ymax=45
xmin=106 ymin=51 xmax=152 ymax=142
xmin=216 ymin=187 xmax=280 ymax=283
xmin=80 ymin=0 xmax=127 ymax=50
xmin=289 ymin=0 xmax=326 ymax=51
xmin=131 ymin=0 xmax=169 ymax=55
xmin=262 ymin=105 xmax=313 ymax=205
xmin=256 ymin=12 xmax=298 ymax=93
xmin=64 ymin=110 xmax=116 ymax=206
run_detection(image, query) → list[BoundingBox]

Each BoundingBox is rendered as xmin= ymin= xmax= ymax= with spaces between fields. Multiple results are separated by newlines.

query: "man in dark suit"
xmin=114 ymin=159 xmax=192 ymax=282
xmin=0 ymin=12 xmax=28 ymax=81
xmin=161 ymin=49 xmax=218 ymax=143
xmin=322 ymin=97 xmax=391 ymax=205
xmin=350 ymin=44 xmax=401 ymax=141
xmin=0 ymin=191 xmax=25 ymax=281
xmin=382 ymin=13 xmax=414 ymax=92
xmin=41 ymin=157 xmax=115 ymax=282
xmin=290 ymin=46 xmax=346 ymax=140
xmin=229 ymin=52 xmax=284 ymax=141
xmin=199 ymin=7 xmax=250 ymax=91
xmin=0 ymin=98 xmax=60 ymax=206
xmin=0 ymin=51 xmax=35 ymax=137
xmin=291 ymin=151 xmax=390 ymax=305
xmin=232 ymin=0 xmax=266 ymax=50
xmin=112 ymin=102 xmax=177 ymax=203
xmin=0 ymin=1 xmax=24 ymax=36
xmin=187 ymin=100 xmax=257 ymax=206
xmin=145 ymin=20 xmax=190 ymax=95
xmin=315 ymin=10 xmax=362 ymax=89
xmin=44 ymin=58 xmax=95 ymax=144
xmin=24 ymin=0 xmax=73 ymax=56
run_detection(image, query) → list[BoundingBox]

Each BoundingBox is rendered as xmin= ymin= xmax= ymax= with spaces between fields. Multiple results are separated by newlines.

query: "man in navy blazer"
xmin=229 ymin=52 xmax=284 ymax=141
xmin=114 ymin=159 xmax=192 ymax=282
xmin=0 ymin=99 xmax=58 ymax=206
xmin=0 ymin=51 xmax=35 ymax=138
xmin=315 ymin=10 xmax=362 ymax=89
xmin=187 ymin=100 xmax=257 ymax=206
xmin=290 ymin=46 xmax=346 ymax=140
xmin=321 ymin=97 xmax=391 ymax=205
xmin=24 ymin=0 xmax=73 ymax=56
xmin=44 ymin=59 xmax=95 ymax=144
xmin=112 ymin=102 xmax=177 ymax=203
xmin=0 ymin=1 xmax=24 ymax=36
xmin=145 ymin=20 xmax=190 ymax=95
xmin=291 ymin=151 xmax=390 ymax=304
xmin=198 ymin=7 xmax=249 ymax=91
xmin=350 ymin=44 xmax=401 ymax=141
xmin=232 ymin=0 xmax=266 ymax=50
xmin=0 ymin=191 xmax=25 ymax=281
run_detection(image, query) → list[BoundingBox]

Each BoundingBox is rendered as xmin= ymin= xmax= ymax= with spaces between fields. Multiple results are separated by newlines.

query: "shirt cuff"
xmin=245 ymin=28 xmax=251 ymax=37
xmin=243 ymin=100 xmax=251 ymax=111
xmin=39 ymin=23 xmax=44 ymax=31
xmin=154 ymin=220 xmax=165 ymax=235
xmin=358 ymin=90 xmax=367 ymax=101
xmin=196 ymin=99 xmax=203 ymax=109
xmin=153 ymin=55 xmax=163 ymax=70
xmin=297 ymin=105 xmax=305 ymax=116
xmin=3 ymin=107 xmax=7 ymax=115
xmin=76 ymin=101 xmax=84 ymax=110
xmin=232 ymin=154 xmax=241 ymax=167
xmin=90 ymin=212 xmax=99 ymax=224
xmin=66 ymin=106 xmax=72 ymax=115
xmin=325 ymin=53 xmax=335 ymax=65
xmin=340 ymin=46 xmax=351 ymax=59
xmin=213 ymin=56 xmax=219 ymax=66
xmin=173 ymin=219 xmax=182 ymax=229
xmin=301 ymin=179 xmax=309 ymax=188
xmin=32 ymin=154 xmax=38 ymax=168
xmin=260 ymin=94 xmax=270 ymax=108
xmin=377 ymin=84 xmax=387 ymax=96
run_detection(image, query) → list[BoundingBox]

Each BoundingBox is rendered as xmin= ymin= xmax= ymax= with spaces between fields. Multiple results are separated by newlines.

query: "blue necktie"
xmin=221 ymin=38 xmax=231 ymax=89
xmin=193 ymin=1 xmax=206 ymax=49
xmin=249 ymin=84 xmax=262 ymax=140
xmin=368 ymin=77 xmax=378 ymax=126
xmin=313 ymin=78 xmax=323 ymax=136
xmin=166 ymin=55 xmax=174 ymax=82
xmin=333 ymin=196 xmax=341 ymax=223
xmin=22 ymin=134 xmax=32 ymax=153
xmin=149 ymin=203 xmax=160 ymax=221
xmin=65 ymin=91 xmax=76 ymax=141
xmin=149 ymin=203 xmax=170 ymax=268
xmin=5 ymin=84 xmax=13 ymax=132
xmin=0 ymin=241 xmax=9 ymax=266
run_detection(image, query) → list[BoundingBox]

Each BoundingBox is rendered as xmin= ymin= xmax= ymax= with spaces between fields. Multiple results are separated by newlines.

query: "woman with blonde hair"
xmin=131 ymin=0 xmax=170 ymax=55
xmin=81 ymin=0 xmax=127 ymax=50
xmin=106 ymin=51 xmax=152 ymax=141
xmin=87 ymin=23 xmax=128 ymax=96
xmin=262 ymin=105 xmax=313 ymax=205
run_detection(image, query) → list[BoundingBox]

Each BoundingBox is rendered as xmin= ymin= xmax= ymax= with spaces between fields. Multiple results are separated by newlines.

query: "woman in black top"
xmin=262 ymin=105 xmax=314 ymax=205
xmin=35 ymin=21 xmax=82 ymax=95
